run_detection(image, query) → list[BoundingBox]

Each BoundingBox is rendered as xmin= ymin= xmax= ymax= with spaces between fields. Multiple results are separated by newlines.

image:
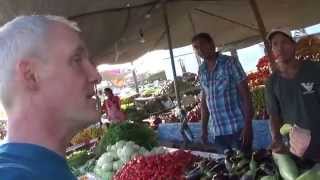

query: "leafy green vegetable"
xmin=95 ymin=122 xmax=157 ymax=156
xmin=67 ymin=150 xmax=94 ymax=169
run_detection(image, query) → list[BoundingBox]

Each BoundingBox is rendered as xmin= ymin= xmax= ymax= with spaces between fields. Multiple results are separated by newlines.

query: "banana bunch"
xmin=70 ymin=127 xmax=105 ymax=145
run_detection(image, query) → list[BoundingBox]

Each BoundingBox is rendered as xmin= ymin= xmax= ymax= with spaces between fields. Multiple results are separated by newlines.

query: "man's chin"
xmin=78 ymin=111 xmax=101 ymax=126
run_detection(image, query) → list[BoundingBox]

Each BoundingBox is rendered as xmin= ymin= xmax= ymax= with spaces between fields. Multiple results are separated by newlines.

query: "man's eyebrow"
xmin=73 ymin=46 xmax=85 ymax=55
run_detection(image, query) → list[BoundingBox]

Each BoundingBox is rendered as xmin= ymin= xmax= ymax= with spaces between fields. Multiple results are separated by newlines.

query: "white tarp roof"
xmin=0 ymin=0 xmax=320 ymax=64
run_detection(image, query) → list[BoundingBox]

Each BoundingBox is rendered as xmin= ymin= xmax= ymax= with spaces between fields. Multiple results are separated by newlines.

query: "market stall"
xmin=67 ymin=122 xmax=320 ymax=180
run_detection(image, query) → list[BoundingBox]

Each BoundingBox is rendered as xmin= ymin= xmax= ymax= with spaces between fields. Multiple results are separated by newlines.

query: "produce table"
xmin=164 ymin=147 xmax=224 ymax=160
xmin=157 ymin=120 xmax=272 ymax=150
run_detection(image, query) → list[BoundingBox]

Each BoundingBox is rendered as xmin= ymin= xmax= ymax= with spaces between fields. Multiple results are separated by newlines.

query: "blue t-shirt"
xmin=0 ymin=143 xmax=76 ymax=180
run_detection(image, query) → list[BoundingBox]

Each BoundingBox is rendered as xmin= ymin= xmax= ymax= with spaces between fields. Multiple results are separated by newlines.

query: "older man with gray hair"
xmin=0 ymin=15 xmax=102 ymax=179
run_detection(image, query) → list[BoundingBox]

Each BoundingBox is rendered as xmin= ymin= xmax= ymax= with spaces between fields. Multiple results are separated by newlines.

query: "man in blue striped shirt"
xmin=192 ymin=33 xmax=254 ymax=153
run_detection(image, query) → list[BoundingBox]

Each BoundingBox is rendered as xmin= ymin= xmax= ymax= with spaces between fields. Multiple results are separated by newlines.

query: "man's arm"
xmin=264 ymin=78 xmax=287 ymax=152
xmin=227 ymin=57 xmax=253 ymax=148
xmin=237 ymin=79 xmax=254 ymax=125
xmin=237 ymin=79 xmax=254 ymax=148
xmin=269 ymin=114 xmax=287 ymax=152
xmin=201 ymin=91 xmax=209 ymax=144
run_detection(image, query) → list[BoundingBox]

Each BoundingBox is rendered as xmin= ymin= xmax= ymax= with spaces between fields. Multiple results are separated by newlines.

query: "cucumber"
xmin=296 ymin=164 xmax=320 ymax=180
xmin=260 ymin=175 xmax=277 ymax=180
xmin=272 ymin=152 xmax=299 ymax=180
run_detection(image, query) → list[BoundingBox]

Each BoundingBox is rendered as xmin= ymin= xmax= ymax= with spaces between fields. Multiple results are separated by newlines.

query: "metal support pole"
xmin=161 ymin=0 xmax=182 ymax=109
xmin=230 ymin=49 xmax=239 ymax=60
xmin=249 ymin=0 xmax=276 ymax=71
xmin=187 ymin=11 xmax=202 ymax=66
xmin=131 ymin=62 xmax=139 ymax=93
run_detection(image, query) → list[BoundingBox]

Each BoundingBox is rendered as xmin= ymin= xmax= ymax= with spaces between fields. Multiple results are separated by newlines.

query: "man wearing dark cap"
xmin=265 ymin=28 xmax=320 ymax=161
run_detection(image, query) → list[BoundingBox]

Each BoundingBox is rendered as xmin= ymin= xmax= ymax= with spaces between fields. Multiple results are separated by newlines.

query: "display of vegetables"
xmin=70 ymin=126 xmax=105 ymax=145
xmin=184 ymin=149 xmax=281 ymax=180
xmin=279 ymin=124 xmax=293 ymax=136
xmin=187 ymin=104 xmax=201 ymax=122
xmin=251 ymin=87 xmax=269 ymax=120
xmin=95 ymin=122 xmax=157 ymax=156
xmin=158 ymin=111 xmax=179 ymax=123
xmin=94 ymin=140 xmax=166 ymax=180
xmin=114 ymin=149 xmax=196 ymax=180
xmin=296 ymin=164 xmax=320 ymax=180
xmin=158 ymin=79 xmax=195 ymax=97
xmin=123 ymin=107 xmax=148 ymax=123
xmin=67 ymin=150 xmax=94 ymax=169
xmin=66 ymin=150 xmax=95 ymax=177
xmin=272 ymin=153 xmax=299 ymax=180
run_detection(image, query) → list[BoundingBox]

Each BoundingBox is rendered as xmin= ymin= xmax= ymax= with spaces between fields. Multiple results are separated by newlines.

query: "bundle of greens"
xmin=95 ymin=122 xmax=157 ymax=156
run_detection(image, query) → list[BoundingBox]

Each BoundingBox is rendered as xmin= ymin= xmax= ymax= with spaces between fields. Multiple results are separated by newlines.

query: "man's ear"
xmin=17 ymin=60 xmax=39 ymax=91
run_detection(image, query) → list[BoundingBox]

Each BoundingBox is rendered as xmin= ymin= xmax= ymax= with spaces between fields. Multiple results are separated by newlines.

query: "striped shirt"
xmin=199 ymin=54 xmax=246 ymax=136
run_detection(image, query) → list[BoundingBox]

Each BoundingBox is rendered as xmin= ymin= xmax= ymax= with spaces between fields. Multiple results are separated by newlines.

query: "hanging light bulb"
xmin=145 ymin=13 xmax=151 ymax=19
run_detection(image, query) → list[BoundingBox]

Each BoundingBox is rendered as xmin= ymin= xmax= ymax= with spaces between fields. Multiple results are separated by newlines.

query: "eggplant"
xmin=186 ymin=167 xmax=203 ymax=180
xmin=252 ymin=149 xmax=271 ymax=163
xmin=240 ymin=173 xmax=254 ymax=180
xmin=259 ymin=162 xmax=276 ymax=175
xmin=211 ymin=163 xmax=227 ymax=174
xmin=212 ymin=173 xmax=229 ymax=180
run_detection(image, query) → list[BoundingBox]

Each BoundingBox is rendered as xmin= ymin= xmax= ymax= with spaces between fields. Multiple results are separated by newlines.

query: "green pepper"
xmin=272 ymin=152 xmax=299 ymax=180
xmin=280 ymin=124 xmax=293 ymax=136
xmin=296 ymin=164 xmax=320 ymax=180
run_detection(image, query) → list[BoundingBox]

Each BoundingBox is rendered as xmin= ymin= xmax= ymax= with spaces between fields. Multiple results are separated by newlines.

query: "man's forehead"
xmin=271 ymin=33 xmax=294 ymax=42
xmin=73 ymin=45 xmax=87 ymax=54
xmin=49 ymin=23 xmax=88 ymax=53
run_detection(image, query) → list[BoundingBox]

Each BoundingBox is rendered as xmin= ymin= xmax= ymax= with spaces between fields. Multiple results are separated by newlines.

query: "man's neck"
xmin=277 ymin=59 xmax=301 ymax=79
xmin=205 ymin=53 xmax=218 ymax=70
xmin=6 ymin=108 xmax=74 ymax=157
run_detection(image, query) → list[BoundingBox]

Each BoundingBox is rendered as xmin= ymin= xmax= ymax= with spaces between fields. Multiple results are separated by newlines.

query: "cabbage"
xmin=101 ymin=171 xmax=113 ymax=180
xmin=102 ymin=163 xmax=113 ymax=171
xmin=95 ymin=140 xmax=166 ymax=179
xmin=113 ymin=160 xmax=124 ymax=171
xmin=97 ymin=153 xmax=113 ymax=167
xmin=139 ymin=147 xmax=148 ymax=154
xmin=116 ymin=148 xmax=123 ymax=158
xmin=151 ymin=147 xmax=167 ymax=154
xmin=122 ymin=144 xmax=135 ymax=157
xmin=120 ymin=154 xmax=131 ymax=162
xmin=115 ymin=140 xmax=126 ymax=149
xmin=107 ymin=151 xmax=118 ymax=160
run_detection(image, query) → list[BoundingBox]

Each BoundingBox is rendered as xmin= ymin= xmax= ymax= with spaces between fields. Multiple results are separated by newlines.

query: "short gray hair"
xmin=0 ymin=15 xmax=80 ymax=108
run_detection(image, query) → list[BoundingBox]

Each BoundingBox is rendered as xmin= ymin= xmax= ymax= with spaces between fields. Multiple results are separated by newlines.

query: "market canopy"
xmin=0 ymin=0 xmax=320 ymax=65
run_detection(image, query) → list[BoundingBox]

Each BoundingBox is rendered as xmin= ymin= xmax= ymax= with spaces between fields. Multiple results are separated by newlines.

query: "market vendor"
xmin=0 ymin=15 xmax=102 ymax=179
xmin=192 ymin=33 xmax=254 ymax=153
xmin=265 ymin=28 xmax=320 ymax=161
xmin=102 ymin=88 xmax=126 ymax=123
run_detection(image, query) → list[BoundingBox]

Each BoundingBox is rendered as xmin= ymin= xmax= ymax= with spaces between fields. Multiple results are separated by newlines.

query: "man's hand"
xmin=270 ymin=138 xmax=287 ymax=153
xmin=202 ymin=130 xmax=208 ymax=144
xmin=289 ymin=126 xmax=311 ymax=157
xmin=241 ymin=122 xmax=253 ymax=149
